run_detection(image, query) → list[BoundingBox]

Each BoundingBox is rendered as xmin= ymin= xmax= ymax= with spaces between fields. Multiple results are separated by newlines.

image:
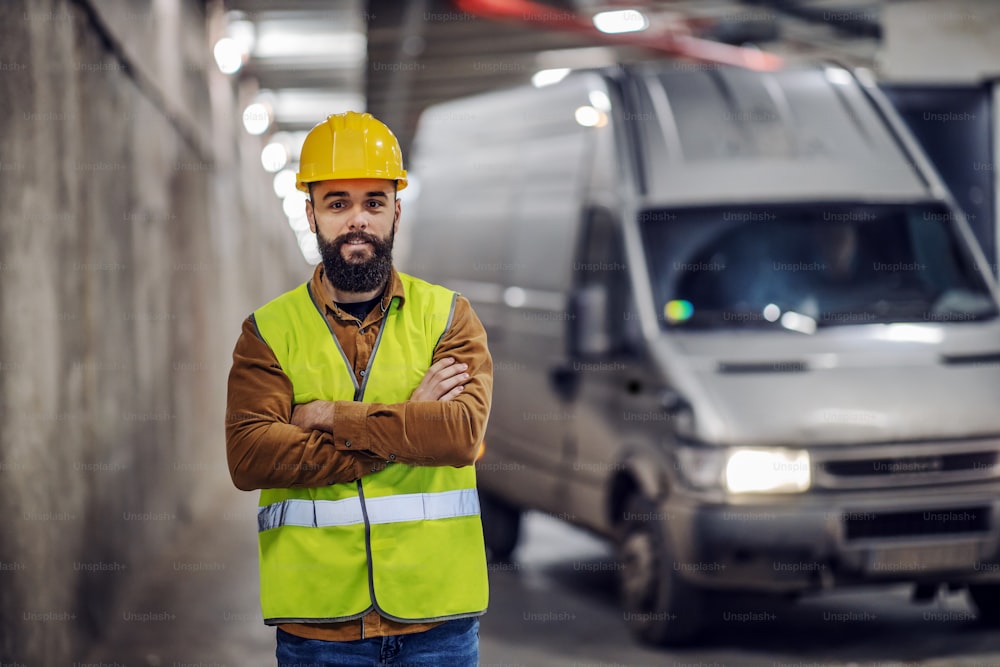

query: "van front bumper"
xmin=665 ymin=485 xmax=1000 ymax=592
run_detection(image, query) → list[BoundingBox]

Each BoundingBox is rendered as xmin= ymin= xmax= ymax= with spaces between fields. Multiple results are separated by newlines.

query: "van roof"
xmin=628 ymin=64 xmax=931 ymax=205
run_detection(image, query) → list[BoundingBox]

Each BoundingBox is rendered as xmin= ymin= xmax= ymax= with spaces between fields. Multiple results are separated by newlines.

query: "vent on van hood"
xmin=940 ymin=351 xmax=1000 ymax=366
xmin=717 ymin=361 xmax=808 ymax=374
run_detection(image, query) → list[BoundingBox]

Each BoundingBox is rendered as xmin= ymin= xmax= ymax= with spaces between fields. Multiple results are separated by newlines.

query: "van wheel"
xmin=969 ymin=584 xmax=1000 ymax=624
xmin=617 ymin=494 xmax=706 ymax=645
xmin=479 ymin=490 xmax=521 ymax=562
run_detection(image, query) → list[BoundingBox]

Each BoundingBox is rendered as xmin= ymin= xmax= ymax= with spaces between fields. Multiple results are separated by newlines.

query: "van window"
xmin=574 ymin=210 xmax=633 ymax=352
xmin=640 ymin=203 xmax=998 ymax=329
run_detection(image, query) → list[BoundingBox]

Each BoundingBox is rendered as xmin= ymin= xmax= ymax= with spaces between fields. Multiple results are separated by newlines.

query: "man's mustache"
xmin=335 ymin=231 xmax=383 ymax=248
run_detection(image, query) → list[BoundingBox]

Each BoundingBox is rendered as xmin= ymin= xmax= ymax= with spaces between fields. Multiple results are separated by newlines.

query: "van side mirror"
xmin=569 ymin=284 xmax=612 ymax=357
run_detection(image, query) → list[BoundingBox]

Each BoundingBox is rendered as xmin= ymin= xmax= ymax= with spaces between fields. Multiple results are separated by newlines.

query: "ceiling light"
xmin=213 ymin=38 xmax=243 ymax=75
xmin=593 ymin=9 xmax=649 ymax=34
xmin=261 ymin=142 xmax=288 ymax=172
xmin=532 ymin=68 xmax=571 ymax=88
xmin=282 ymin=190 xmax=307 ymax=218
xmin=242 ymin=103 xmax=271 ymax=135
xmin=297 ymin=231 xmax=320 ymax=265
xmin=272 ymin=169 xmax=297 ymax=199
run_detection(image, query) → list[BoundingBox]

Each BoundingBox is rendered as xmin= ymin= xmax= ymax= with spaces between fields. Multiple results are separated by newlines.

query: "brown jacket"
xmin=225 ymin=264 xmax=493 ymax=641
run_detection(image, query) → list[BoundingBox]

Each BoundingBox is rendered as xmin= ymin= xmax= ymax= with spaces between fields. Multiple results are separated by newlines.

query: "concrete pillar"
xmin=0 ymin=0 xmax=305 ymax=661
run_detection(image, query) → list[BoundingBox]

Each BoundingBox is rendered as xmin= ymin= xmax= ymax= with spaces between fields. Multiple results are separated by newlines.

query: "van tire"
xmin=617 ymin=494 xmax=706 ymax=645
xmin=479 ymin=490 xmax=521 ymax=562
xmin=969 ymin=584 xmax=1000 ymax=624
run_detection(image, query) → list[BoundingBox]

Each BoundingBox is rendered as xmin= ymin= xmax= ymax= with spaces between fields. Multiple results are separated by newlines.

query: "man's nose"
xmin=347 ymin=205 xmax=368 ymax=229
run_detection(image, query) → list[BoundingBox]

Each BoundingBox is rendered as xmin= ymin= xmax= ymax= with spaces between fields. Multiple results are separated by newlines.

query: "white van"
xmin=402 ymin=63 xmax=1000 ymax=645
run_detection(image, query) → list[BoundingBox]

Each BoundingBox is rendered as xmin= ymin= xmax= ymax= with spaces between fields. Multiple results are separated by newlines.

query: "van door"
xmin=564 ymin=209 xmax=663 ymax=532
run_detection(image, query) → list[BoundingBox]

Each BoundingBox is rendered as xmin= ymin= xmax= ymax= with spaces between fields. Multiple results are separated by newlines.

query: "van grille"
xmin=844 ymin=507 xmax=990 ymax=541
xmin=823 ymin=452 xmax=997 ymax=478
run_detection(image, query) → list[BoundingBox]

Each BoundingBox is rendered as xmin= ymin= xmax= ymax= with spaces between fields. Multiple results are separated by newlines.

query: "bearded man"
xmin=225 ymin=111 xmax=492 ymax=667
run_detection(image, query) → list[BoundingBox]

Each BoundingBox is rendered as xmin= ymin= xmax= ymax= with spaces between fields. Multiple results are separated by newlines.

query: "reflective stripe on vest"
xmin=251 ymin=272 xmax=489 ymax=624
xmin=258 ymin=489 xmax=481 ymax=531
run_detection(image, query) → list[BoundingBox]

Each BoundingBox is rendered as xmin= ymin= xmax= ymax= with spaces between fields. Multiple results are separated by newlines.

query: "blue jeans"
xmin=275 ymin=617 xmax=480 ymax=667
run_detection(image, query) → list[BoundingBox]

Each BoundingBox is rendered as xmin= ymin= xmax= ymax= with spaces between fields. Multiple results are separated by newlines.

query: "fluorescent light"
xmin=297 ymin=230 xmax=320 ymax=265
xmin=593 ymin=9 xmax=649 ymax=34
xmin=242 ymin=103 xmax=270 ymax=135
xmin=213 ymin=38 xmax=243 ymax=75
xmin=282 ymin=190 xmax=307 ymax=218
xmin=255 ymin=26 xmax=365 ymax=61
xmin=532 ymin=68 xmax=571 ymax=88
xmin=261 ymin=142 xmax=288 ymax=173
xmin=272 ymin=169 xmax=297 ymax=199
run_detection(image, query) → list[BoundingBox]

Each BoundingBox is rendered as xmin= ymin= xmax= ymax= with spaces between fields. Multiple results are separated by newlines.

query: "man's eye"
xmin=367 ymin=200 xmax=383 ymax=208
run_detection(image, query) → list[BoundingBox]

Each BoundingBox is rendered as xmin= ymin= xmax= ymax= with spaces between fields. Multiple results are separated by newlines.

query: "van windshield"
xmin=640 ymin=203 xmax=998 ymax=330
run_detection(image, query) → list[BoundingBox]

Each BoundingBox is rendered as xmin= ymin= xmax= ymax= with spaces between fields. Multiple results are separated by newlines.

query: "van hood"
xmin=666 ymin=322 xmax=1000 ymax=446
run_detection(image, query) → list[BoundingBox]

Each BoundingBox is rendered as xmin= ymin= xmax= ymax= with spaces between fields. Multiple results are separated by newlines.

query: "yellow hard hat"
xmin=296 ymin=111 xmax=408 ymax=193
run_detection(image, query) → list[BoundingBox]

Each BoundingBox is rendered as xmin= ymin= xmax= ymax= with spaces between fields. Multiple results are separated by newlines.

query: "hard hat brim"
xmin=296 ymin=173 xmax=408 ymax=193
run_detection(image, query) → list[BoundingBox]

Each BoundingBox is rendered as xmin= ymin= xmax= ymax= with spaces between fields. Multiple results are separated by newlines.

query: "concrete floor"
xmin=83 ymin=487 xmax=275 ymax=666
xmin=85 ymin=485 xmax=1000 ymax=667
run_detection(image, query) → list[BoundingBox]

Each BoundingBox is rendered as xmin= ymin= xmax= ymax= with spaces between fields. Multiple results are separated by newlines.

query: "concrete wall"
xmin=0 ymin=0 xmax=306 ymax=661
xmin=879 ymin=0 xmax=1000 ymax=83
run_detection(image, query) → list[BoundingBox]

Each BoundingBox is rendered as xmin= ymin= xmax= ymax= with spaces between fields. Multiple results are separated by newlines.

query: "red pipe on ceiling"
xmin=454 ymin=0 xmax=784 ymax=71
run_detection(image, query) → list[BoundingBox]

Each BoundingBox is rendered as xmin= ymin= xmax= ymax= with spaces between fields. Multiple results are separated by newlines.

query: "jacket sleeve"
xmin=225 ymin=317 xmax=385 ymax=491
xmin=329 ymin=296 xmax=493 ymax=467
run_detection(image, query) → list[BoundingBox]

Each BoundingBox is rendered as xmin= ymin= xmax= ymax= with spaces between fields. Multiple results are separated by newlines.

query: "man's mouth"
xmin=342 ymin=234 xmax=375 ymax=247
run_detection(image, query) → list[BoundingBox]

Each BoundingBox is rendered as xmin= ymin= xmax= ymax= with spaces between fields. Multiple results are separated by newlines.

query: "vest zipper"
xmin=356 ymin=478 xmax=380 ymax=620
xmin=356 ymin=302 xmax=393 ymax=401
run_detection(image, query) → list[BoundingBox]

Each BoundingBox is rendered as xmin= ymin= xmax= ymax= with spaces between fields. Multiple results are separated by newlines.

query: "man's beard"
xmin=317 ymin=228 xmax=394 ymax=294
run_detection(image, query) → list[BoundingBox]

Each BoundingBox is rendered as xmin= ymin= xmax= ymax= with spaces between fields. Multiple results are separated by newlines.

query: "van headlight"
xmin=676 ymin=446 xmax=811 ymax=493
xmin=725 ymin=448 xmax=811 ymax=493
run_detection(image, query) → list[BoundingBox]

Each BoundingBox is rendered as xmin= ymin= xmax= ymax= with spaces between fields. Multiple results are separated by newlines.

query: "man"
xmin=225 ymin=111 xmax=491 ymax=667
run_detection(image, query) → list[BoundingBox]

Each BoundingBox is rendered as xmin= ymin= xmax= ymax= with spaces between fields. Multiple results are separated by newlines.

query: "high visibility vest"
xmin=252 ymin=273 xmax=489 ymax=624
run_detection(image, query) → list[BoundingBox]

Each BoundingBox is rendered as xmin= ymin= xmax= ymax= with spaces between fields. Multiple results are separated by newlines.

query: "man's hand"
xmin=410 ymin=357 xmax=469 ymax=402
xmin=290 ymin=400 xmax=335 ymax=433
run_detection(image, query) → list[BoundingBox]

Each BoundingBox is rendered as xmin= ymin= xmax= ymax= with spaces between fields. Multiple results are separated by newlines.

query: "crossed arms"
xmin=224 ymin=296 xmax=493 ymax=491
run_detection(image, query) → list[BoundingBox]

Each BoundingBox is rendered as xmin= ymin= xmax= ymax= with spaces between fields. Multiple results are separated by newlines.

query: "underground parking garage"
xmin=2 ymin=1 xmax=1000 ymax=665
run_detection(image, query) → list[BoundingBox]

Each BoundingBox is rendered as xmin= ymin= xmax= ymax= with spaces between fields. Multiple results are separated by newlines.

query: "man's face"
xmin=306 ymin=179 xmax=401 ymax=294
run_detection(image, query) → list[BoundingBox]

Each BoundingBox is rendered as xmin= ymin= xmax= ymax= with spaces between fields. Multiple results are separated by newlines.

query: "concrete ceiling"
xmin=223 ymin=0 xmax=884 ymax=155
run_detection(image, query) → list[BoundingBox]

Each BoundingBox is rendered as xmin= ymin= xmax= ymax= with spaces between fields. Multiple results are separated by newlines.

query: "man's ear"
xmin=393 ymin=198 xmax=402 ymax=235
xmin=306 ymin=198 xmax=317 ymax=234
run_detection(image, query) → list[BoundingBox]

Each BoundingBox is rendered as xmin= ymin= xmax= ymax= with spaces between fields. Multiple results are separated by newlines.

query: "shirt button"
xmin=345 ymin=440 xmax=352 ymax=448
xmin=359 ymin=370 xmax=367 ymax=377
xmin=389 ymin=454 xmax=396 ymax=461
xmin=371 ymin=465 xmax=378 ymax=472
